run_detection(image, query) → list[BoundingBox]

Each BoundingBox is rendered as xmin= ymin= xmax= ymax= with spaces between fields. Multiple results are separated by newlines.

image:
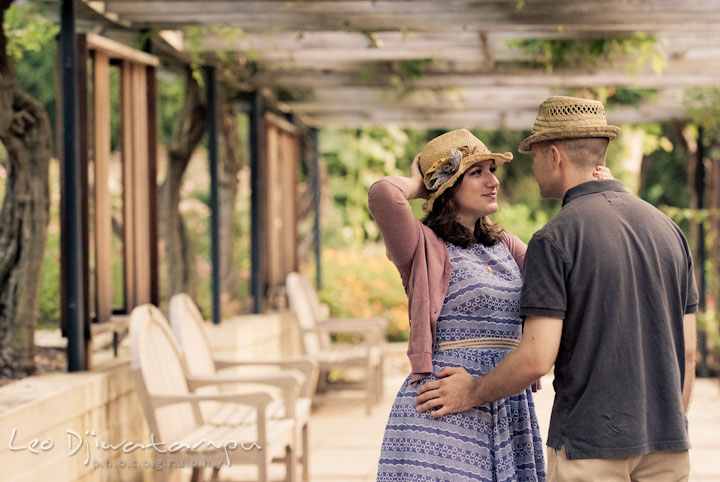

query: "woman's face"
xmin=452 ymin=160 xmax=500 ymax=226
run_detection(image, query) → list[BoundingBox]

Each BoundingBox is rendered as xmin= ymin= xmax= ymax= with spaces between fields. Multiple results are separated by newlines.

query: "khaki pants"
xmin=547 ymin=446 xmax=690 ymax=482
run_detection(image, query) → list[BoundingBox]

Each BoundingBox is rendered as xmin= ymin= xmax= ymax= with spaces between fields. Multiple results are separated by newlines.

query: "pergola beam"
xmin=260 ymin=61 xmax=720 ymax=86
xmin=303 ymin=102 xmax=689 ymax=129
xmin=101 ymin=1 xmax=720 ymax=33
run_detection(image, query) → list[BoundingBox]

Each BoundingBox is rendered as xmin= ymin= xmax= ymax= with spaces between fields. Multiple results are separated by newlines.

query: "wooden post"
xmin=120 ymin=60 xmax=136 ymax=311
xmin=92 ymin=50 xmax=113 ymax=325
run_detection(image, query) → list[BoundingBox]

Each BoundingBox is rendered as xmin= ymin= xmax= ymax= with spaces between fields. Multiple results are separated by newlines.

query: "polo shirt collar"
xmin=562 ymin=180 xmax=627 ymax=207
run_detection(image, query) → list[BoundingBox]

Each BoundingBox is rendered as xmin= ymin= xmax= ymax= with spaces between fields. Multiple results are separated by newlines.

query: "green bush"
xmin=311 ymin=246 xmax=410 ymax=342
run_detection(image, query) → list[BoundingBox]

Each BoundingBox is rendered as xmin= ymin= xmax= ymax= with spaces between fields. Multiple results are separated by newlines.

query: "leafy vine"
xmin=508 ymin=33 xmax=665 ymax=74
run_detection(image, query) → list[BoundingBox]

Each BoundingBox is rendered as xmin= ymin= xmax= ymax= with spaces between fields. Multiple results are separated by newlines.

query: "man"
xmin=415 ymin=96 xmax=698 ymax=481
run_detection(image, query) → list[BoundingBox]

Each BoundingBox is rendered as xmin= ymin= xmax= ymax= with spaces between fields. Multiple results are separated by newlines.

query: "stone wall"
xmin=0 ymin=311 xmax=300 ymax=482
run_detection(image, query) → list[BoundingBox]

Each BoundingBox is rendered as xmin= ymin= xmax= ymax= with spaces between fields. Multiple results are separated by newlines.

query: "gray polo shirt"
xmin=520 ymin=180 xmax=698 ymax=460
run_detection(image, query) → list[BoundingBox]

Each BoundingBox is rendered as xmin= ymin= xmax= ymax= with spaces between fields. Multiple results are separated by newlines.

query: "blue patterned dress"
xmin=377 ymin=241 xmax=546 ymax=482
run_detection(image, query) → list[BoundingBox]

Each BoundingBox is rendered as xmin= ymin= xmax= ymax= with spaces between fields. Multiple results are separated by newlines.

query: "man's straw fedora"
xmin=419 ymin=129 xmax=512 ymax=213
xmin=518 ymin=96 xmax=621 ymax=154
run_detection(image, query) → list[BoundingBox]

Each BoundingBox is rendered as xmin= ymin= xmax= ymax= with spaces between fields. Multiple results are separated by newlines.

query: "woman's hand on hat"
xmin=593 ymin=165 xmax=614 ymax=181
xmin=409 ymin=154 xmax=430 ymax=199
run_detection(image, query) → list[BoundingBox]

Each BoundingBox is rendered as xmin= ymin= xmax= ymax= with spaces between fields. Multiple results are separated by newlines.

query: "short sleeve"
xmin=519 ymin=233 xmax=568 ymax=319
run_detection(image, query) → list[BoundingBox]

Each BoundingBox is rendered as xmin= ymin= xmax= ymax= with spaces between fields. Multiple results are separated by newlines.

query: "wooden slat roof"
xmin=59 ymin=0 xmax=720 ymax=128
xmin=99 ymin=1 xmax=720 ymax=32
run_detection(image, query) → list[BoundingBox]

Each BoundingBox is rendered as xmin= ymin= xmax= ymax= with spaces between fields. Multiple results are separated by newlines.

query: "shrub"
xmin=310 ymin=245 xmax=410 ymax=342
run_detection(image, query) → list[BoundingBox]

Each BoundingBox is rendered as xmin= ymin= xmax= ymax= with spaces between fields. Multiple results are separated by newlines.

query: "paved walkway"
xmin=220 ymin=347 xmax=720 ymax=481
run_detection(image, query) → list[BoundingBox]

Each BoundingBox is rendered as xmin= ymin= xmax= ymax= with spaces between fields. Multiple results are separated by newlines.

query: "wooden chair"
xmin=168 ymin=293 xmax=317 ymax=481
xmin=297 ymin=273 xmax=388 ymax=334
xmin=285 ymin=272 xmax=386 ymax=414
xmin=130 ymin=304 xmax=299 ymax=482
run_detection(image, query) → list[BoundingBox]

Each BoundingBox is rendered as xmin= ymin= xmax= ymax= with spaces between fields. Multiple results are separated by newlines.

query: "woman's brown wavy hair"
xmin=421 ymin=173 xmax=503 ymax=248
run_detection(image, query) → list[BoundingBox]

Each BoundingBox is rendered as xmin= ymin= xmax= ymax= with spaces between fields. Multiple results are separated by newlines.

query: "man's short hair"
xmin=539 ymin=137 xmax=609 ymax=169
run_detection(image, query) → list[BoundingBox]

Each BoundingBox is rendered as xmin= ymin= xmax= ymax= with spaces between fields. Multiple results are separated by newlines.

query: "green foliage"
xmin=493 ymin=202 xmax=550 ymax=244
xmin=320 ymin=127 xmax=427 ymax=247
xmin=3 ymin=3 xmax=59 ymax=62
xmin=37 ymin=161 xmax=61 ymax=328
xmin=508 ymin=33 xmax=665 ymax=74
xmin=133 ymin=29 xmax=156 ymax=52
xmin=109 ymin=68 xmax=120 ymax=151
xmin=157 ymin=70 xmax=185 ymax=145
xmin=37 ymin=229 xmax=60 ymax=328
xmin=389 ymin=59 xmax=434 ymax=99
xmin=274 ymin=85 xmax=313 ymax=103
xmin=660 ymin=205 xmax=712 ymax=226
xmin=362 ymin=30 xmax=381 ymax=49
xmin=0 ymin=138 xmax=6 ymax=165
xmin=184 ymin=25 xmax=255 ymax=84
xmin=607 ymin=87 xmax=658 ymax=107
xmin=697 ymin=309 xmax=720 ymax=359
xmin=314 ymin=247 xmax=410 ymax=342
xmin=14 ymin=46 xmax=56 ymax=129
xmin=684 ymin=87 xmax=720 ymax=135
xmin=637 ymin=124 xmax=691 ymax=214
xmin=355 ymin=59 xmax=435 ymax=99
xmin=8 ymin=4 xmax=58 ymax=147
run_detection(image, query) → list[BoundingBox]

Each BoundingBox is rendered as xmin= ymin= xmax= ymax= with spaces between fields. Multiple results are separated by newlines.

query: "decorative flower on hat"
xmin=425 ymin=149 xmax=463 ymax=191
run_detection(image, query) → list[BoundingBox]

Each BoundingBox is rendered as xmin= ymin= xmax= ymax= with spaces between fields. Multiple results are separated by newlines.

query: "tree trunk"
xmin=217 ymin=87 xmax=245 ymax=304
xmin=158 ymin=68 xmax=205 ymax=300
xmin=0 ymin=1 xmax=52 ymax=375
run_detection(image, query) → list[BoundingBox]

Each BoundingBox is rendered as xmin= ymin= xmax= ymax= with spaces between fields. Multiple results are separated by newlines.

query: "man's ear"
xmin=549 ymin=144 xmax=563 ymax=169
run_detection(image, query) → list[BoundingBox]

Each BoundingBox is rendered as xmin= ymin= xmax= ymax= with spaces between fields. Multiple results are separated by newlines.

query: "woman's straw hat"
xmin=518 ymin=96 xmax=621 ymax=154
xmin=419 ymin=129 xmax=512 ymax=213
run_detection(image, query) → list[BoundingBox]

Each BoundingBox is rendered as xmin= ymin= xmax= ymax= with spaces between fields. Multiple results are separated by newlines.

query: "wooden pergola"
xmin=50 ymin=0 xmax=720 ymax=371
xmin=60 ymin=0 xmax=720 ymax=127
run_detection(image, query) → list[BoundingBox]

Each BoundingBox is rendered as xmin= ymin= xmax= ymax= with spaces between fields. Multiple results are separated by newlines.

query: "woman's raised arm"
xmin=368 ymin=156 xmax=428 ymax=274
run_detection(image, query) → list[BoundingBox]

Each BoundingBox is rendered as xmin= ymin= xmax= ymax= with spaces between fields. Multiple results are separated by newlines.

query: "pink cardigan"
xmin=368 ymin=177 xmax=527 ymax=384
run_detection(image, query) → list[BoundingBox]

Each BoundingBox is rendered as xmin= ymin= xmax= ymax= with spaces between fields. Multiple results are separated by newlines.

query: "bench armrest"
xmin=212 ymin=357 xmax=318 ymax=397
xmin=186 ymin=371 xmax=303 ymax=417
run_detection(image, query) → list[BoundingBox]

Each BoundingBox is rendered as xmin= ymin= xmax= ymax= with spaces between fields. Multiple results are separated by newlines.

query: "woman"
xmin=369 ymin=129 xmax=610 ymax=482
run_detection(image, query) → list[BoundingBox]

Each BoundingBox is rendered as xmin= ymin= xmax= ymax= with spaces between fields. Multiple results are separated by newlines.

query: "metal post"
xmin=312 ymin=128 xmax=322 ymax=290
xmin=142 ymin=31 xmax=160 ymax=308
xmin=696 ymin=126 xmax=709 ymax=377
xmin=250 ymin=91 xmax=263 ymax=314
xmin=206 ymin=66 xmax=221 ymax=325
xmin=60 ymin=0 xmax=86 ymax=371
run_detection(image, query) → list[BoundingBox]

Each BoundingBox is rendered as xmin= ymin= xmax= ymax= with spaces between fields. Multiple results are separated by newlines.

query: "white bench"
xmin=286 ymin=272 xmax=387 ymax=414
xmin=130 ymin=304 xmax=299 ymax=482
xmin=168 ymin=293 xmax=317 ymax=481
